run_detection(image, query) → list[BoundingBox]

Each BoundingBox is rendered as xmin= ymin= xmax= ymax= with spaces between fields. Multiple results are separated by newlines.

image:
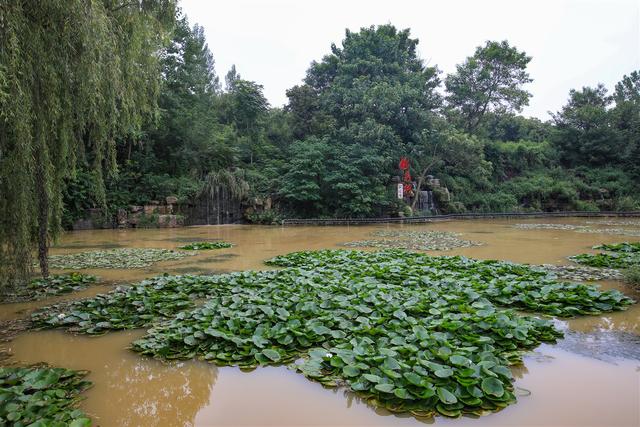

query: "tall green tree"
xmin=611 ymin=71 xmax=640 ymax=178
xmin=284 ymin=24 xmax=441 ymax=217
xmin=551 ymin=84 xmax=622 ymax=167
xmin=445 ymin=40 xmax=532 ymax=133
xmin=0 ymin=0 xmax=175 ymax=288
xmin=144 ymin=14 xmax=235 ymax=179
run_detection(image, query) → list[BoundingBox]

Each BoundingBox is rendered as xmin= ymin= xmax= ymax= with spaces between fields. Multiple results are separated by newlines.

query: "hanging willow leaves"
xmin=0 ymin=1 xmax=176 ymax=292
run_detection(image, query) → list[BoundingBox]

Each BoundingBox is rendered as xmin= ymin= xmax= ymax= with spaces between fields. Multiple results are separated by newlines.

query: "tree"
xmin=445 ymin=40 xmax=532 ymax=133
xmin=0 ymin=1 xmax=175 ymax=289
xmin=220 ymin=78 xmax=270 ymax=164
xmin=279 ymin=138 xmax=328 ymax=215
xmin=611 ymin=71 xmax=640 ymax=178
xmin=145 ymin=13 xmax=233 ymax=179
xmin=551 ymin=84 xmax=622 ymax=167
xmin=284 ymin=24 xmax=441 ymax=217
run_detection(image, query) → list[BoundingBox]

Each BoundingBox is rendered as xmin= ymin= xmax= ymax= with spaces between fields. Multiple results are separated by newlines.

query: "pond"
xmin=1 ymin=218 xmax=639 ymax=426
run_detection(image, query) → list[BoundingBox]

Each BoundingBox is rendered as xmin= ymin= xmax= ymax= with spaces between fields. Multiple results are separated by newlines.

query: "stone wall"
xmin=72 ymin=197 xmax=184 ymax=230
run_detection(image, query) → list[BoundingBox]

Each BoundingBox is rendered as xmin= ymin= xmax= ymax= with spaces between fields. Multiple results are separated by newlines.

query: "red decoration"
xmin=399 ymin=157 xmax=413 ymax=197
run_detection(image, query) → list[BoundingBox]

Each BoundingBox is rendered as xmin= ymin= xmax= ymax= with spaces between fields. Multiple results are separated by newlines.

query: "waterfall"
xmin=418 ymin=190 xmax=438 ymax=214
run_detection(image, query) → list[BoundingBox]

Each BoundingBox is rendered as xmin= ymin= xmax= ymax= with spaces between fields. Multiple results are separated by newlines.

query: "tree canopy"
xmin=2 ymin=13 xmax=639 ymax=289
xmin=0 ymin=0 xmax=176 ymax=287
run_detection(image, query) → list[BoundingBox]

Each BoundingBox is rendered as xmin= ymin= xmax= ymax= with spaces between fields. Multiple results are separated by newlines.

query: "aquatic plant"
xmin=343 ymin=230 xmax=482 ymax=251
xmin=33 ymin=250 xmax=634 ymax=418
xmin=0 ymin=367 xmax=92 ymax=426
xmin=179 ymin=242 xmax=233 ymax=250
xmin=535 ymin=264 xmax=622 ymax=282
xmin=513 ymin=224 xmax=640 ymax=237
xmin=31 ymin=275 xmax=212 ymax=334
xmin=594 ymin=242 xmax=640 ymax=253
xmin=47 ymin=248 xmax=193 ymax=269
xmin=569 ymin=242 xmax=640 ymax=269
xmin=1 ymin=273 xmax=97 ymax=303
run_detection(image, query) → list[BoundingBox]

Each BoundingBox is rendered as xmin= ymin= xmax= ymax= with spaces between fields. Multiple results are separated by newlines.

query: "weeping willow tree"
xmin=201 ymin=169 xmax=250 ymax=225
xmin=0 ymin=1 xmax=175 ymax=291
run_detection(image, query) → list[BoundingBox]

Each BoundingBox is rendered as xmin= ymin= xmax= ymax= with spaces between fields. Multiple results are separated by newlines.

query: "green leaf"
xmin=481 ymin=377 xmax=505 ymax=397
xmin=363 ymin=374 xmax=381 ymax=383
xmin=394 ymin=388 xmax=412 ymax=399
xmin=437 ymin=387 xmax=458 ymax=404
xmin=374 ymin=383 xmax=395 ymax=393
xmin=69 ymin=419 xmax=92 ymax=427
xmin=342 ymin=365 xmax=360 ymax=377
xmin=261 ymin=349 xmax=281 ymax=362
xmin=434 ymin=368 xmax=454 ymax=378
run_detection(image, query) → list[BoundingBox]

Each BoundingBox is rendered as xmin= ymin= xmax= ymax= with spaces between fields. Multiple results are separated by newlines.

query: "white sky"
xmin=180 ymin=0 xmax=639 ymax=120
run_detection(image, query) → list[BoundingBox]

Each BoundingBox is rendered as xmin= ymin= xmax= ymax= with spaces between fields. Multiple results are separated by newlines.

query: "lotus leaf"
xmin=0 ymin=367 xmax=92 ymax=426
xmin=32 ymin=249 xmax=634 ymax=418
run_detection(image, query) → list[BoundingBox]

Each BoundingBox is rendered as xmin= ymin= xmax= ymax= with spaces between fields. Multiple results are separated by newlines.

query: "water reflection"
xmin=7 ymin=330 xmax=216 ymax=427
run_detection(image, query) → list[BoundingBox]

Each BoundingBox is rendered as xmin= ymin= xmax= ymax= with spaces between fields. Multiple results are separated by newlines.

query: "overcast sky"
xmin=180 ymin=0 xmax=639 ymax=120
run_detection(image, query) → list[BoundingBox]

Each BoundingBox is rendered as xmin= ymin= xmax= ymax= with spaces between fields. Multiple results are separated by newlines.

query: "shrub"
xmin=623 ymin=266 xmax=640 ymax=289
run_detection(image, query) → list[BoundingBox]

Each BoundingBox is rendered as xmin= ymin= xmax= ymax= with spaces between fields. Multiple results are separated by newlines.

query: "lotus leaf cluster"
xmin=1 ymin=273 xmax=97 ymax=304
xmin=514 ymin=224 xmax=640 ymax=237
xmin=31 ymin=275 xmax=212 ymax=334
xmin=32 ymin=250 xmax=633 ymax=418
xmin=0 ymin=367 xmax=92 ymax=426
xmin=178 ymin=242 xmax=233 ymax=250
xmin=513 ymin=223 xmax=586 ymax=230
xmin=343 ymin=230 xmax=481 ymax=251
xmin=47 ymin=248 xmax=193 ymax=269
xmin=570 ymin=242 xmax=640 ymax=269
xmin=535 ymin=264 xmax=622 ymax=281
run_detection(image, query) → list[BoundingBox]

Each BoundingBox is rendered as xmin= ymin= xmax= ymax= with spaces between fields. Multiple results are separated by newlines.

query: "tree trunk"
xmin=35 ymin=161 xmax=50 ymax=279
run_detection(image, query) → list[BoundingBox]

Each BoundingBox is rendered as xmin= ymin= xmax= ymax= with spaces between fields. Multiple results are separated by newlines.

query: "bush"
xmin=246 ymin=210 xmax=282 ymax=225
xmin=623 ymin=266 xmax=640 ymax=289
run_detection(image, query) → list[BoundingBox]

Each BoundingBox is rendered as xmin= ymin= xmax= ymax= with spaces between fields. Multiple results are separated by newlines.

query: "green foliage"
xmin=32 ymin=250 xmax=632 ymax=417
xmin=0 ymin=0 xmax=176 ymax=286
xmin=47 ymin=248 xmax=192 ymax=270
xmin=343 ymin=230 xmax=481 ymax=251
xmin=179 ymin=242 xmax=233 ymax=250
xmin=246 ymin=210 xmax=283 ymax=225
xmin=445 ymin=40 xmax=532 ymax=133
xmin=594 ymin=242 xmax=640 ymax=253
xmin=0 ymin=367 xmax=92 ymax=426
xmin=551 ymin=84 xmax=622 ymax=167
xmin=570 ymin=242 xmax=640 ymax=269
xmin=281 ymin=24 xmax=441 ymax=217
xmin=623 ymin=266 xmax=640 ymax=289
xmin=1 ymin=273 xmax=97 ymax=303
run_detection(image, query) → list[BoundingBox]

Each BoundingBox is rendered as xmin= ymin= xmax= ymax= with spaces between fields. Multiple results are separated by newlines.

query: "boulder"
xmin=166 ymin=195 xmax=178 ymax=205
xmin=144 ymin=205 xmax=158 ymax=215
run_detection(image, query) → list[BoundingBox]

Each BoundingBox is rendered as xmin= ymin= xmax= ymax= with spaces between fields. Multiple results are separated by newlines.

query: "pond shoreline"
xmin=282 ymin=210 xmax=640 ymax=226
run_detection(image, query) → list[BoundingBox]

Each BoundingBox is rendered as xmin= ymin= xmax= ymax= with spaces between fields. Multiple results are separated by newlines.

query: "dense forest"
xmin=61 ymin=12 xmax=640 ymax=224
xmin=1 ymin=1 xmax=639 ymax=284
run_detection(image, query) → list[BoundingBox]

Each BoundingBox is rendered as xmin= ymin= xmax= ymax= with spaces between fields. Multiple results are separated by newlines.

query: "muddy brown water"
xmin=1 ymin=218 xmax=639 ymax=426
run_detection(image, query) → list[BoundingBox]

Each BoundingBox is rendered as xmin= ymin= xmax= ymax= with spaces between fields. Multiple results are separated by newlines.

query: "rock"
xmin=157 ymin=214 xmax=184 ymax=228
xmin=129 ymin=205 xmax=143 ymax=213
xmin=117 ymin=209 xmax=128 ymax=228
xmin=144 ymin=205 xmax=158 ymax=215
xmin=166 ymin=196 xmax=178 ymax=205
